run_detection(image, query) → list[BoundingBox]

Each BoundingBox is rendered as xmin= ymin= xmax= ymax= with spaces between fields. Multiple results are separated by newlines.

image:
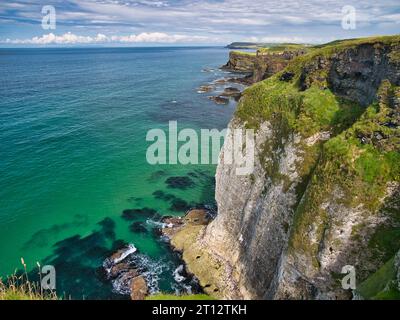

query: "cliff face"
xmin=174 ymin=36 xmax=400 ymax=300
xmin=222 ymin=51 xmax=258 ymax=73
xmin=223 ymin=49 xmax=306 ymax=83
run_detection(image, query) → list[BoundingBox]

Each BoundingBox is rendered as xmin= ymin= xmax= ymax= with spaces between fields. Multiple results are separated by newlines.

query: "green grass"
xmin=0 ymin=290 xmax=45 ymax=300
xmin=231 ymin=43 xmax=309 ymax=58
xmin=355 ymin=149 xmax=390 ymax=183
xmin=231 ymin=50 xmax=257 ymax=56
xmin=296 ymin=86 xmax=364 ymax=136
xmin=357 ymin=256 xmax=400 ymax=300
xmin=257 ymin=43 xmax=308 ymax=54
xmin=313 ymin=35 xmax=400 ymax=50
xmin=145 ymin=294 xmax=215 ymax=300
xmin=236 ymin=75 xmax=363 ymax=139
xmin=0 ymin=260 xmax=58 ymax=300
xmin=0 ymin=274 xmax=58 ymax=300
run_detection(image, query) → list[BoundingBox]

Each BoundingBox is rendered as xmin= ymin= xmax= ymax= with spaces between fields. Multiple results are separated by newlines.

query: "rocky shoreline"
xmin=198 ymin=78 xmax=246 ymax=106
xmin=159 ymin=209 xmax=230 ymax=298
xmin=101 ymin=239 xmax=203 ymax=300
xmin=102 ymin=207 xmax=215 ymax=300
xmin=102 ymin=244 xmax=148 ymax=300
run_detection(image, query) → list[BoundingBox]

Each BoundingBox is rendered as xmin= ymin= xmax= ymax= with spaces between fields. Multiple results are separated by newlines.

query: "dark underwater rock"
xmin=153 ymin=190 xmax=176 ymax=201
xmin=170 ymin=198 xmax=190 ymax=212
xmin=165 ymin=176 xmax=195 ymax=189
xmin=122 ymin=207 xmax=159 ymax=220
xmin=130 ymin=221 xmax=148 ymax=234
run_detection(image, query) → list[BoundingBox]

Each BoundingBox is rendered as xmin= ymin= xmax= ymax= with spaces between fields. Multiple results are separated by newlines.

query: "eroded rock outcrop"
xmin=103 ymin=244 xmax=164 ymax=300
xmin=177 ymin=36 xmax=400 ymax=300
xmin=223 ymin=49 xmax=306 ymax=83
xmin=130 ymin=276 xmax=148 ymax=300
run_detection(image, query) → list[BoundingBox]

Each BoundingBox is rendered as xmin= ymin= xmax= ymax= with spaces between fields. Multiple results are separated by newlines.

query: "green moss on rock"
xmin=357 ymin=256 xmax=400 ymax=300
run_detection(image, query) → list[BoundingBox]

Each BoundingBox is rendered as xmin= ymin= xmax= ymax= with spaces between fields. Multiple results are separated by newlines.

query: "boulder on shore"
xmin=103 ymin=244 xmax=149 ymax=299
xmin=220 ymin=87 xmax=242 ymax=101
xmin=160 ymin=216 xmax=184 ymax=239
xmin=161 ymin=209 xmax=210 ymax=241
xmin=130 ymin=276 xmax=148 ymax=300
xmin=208 ymin=96 xmax=229 ymax=105
xmin=109 ymin=262 xmax=131 ymax=279
xmin=197 ymin=85 xmax=214 ymax=93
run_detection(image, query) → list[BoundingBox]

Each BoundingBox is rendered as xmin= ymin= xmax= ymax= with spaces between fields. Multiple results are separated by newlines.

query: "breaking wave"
xmin=114 ymin=244 xmax=137 ymax=264
xmin=146 ymin=218 xmax=173 ymax=229
xmin=173 ymin=264 xmax=186 ymax=283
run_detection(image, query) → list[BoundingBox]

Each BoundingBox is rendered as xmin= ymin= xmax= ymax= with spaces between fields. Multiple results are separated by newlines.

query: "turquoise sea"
xmin=0 ymin=47 xmax=238 ymax=299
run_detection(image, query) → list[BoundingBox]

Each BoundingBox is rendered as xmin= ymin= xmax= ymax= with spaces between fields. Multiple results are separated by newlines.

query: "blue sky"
xmin=0 ymin=0 xmax=399 ymax=46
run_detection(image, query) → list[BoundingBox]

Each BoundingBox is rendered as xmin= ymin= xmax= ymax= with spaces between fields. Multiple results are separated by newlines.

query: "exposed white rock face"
xmin=304 ymin=131 xmax=331 ymax=146
xmin=274 ymin=188 xmax=391 ymax=300
xmin=199 ymin=118 xmax=307 ymax=299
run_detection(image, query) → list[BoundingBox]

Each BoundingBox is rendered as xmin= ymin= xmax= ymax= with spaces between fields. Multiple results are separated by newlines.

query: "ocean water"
xmin=0 ymin=47 xmax=238 ymax=299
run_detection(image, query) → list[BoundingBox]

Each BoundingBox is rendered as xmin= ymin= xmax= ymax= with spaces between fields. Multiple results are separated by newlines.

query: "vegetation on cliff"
xmin=357 ymin=255 xmax=400 ymax=299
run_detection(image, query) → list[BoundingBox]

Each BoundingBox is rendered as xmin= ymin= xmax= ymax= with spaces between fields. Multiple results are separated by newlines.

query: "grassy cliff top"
xmin=227 ymin=41 xmax=311 ymax=50
xmin=257 ymin=43 xmax=309 ymax=54
xmin=229 ymin=35 xmax=400 ymax=59
xmin=231 ymin=50 xmax=257 ymax=56
xmin=231 ymin=44 xmax=308 ymax=56
xmin=314 ymin=34 xmax=400 ymax=49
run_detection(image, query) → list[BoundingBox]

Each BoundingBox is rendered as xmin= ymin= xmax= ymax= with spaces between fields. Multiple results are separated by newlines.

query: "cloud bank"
xmin=4 ymin=32 xmax=211 ymax=45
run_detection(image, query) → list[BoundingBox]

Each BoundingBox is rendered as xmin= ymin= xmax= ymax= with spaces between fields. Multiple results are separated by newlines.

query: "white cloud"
xmin=6 ymin=32 xmax=104 ymax=44
xmin=4 ymin=32 xmax=212 ymax=45
xmin=379 ymin=13 xmax=400 ymax=23
xmin=112 ymin=32 xmax=192 ymax=43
